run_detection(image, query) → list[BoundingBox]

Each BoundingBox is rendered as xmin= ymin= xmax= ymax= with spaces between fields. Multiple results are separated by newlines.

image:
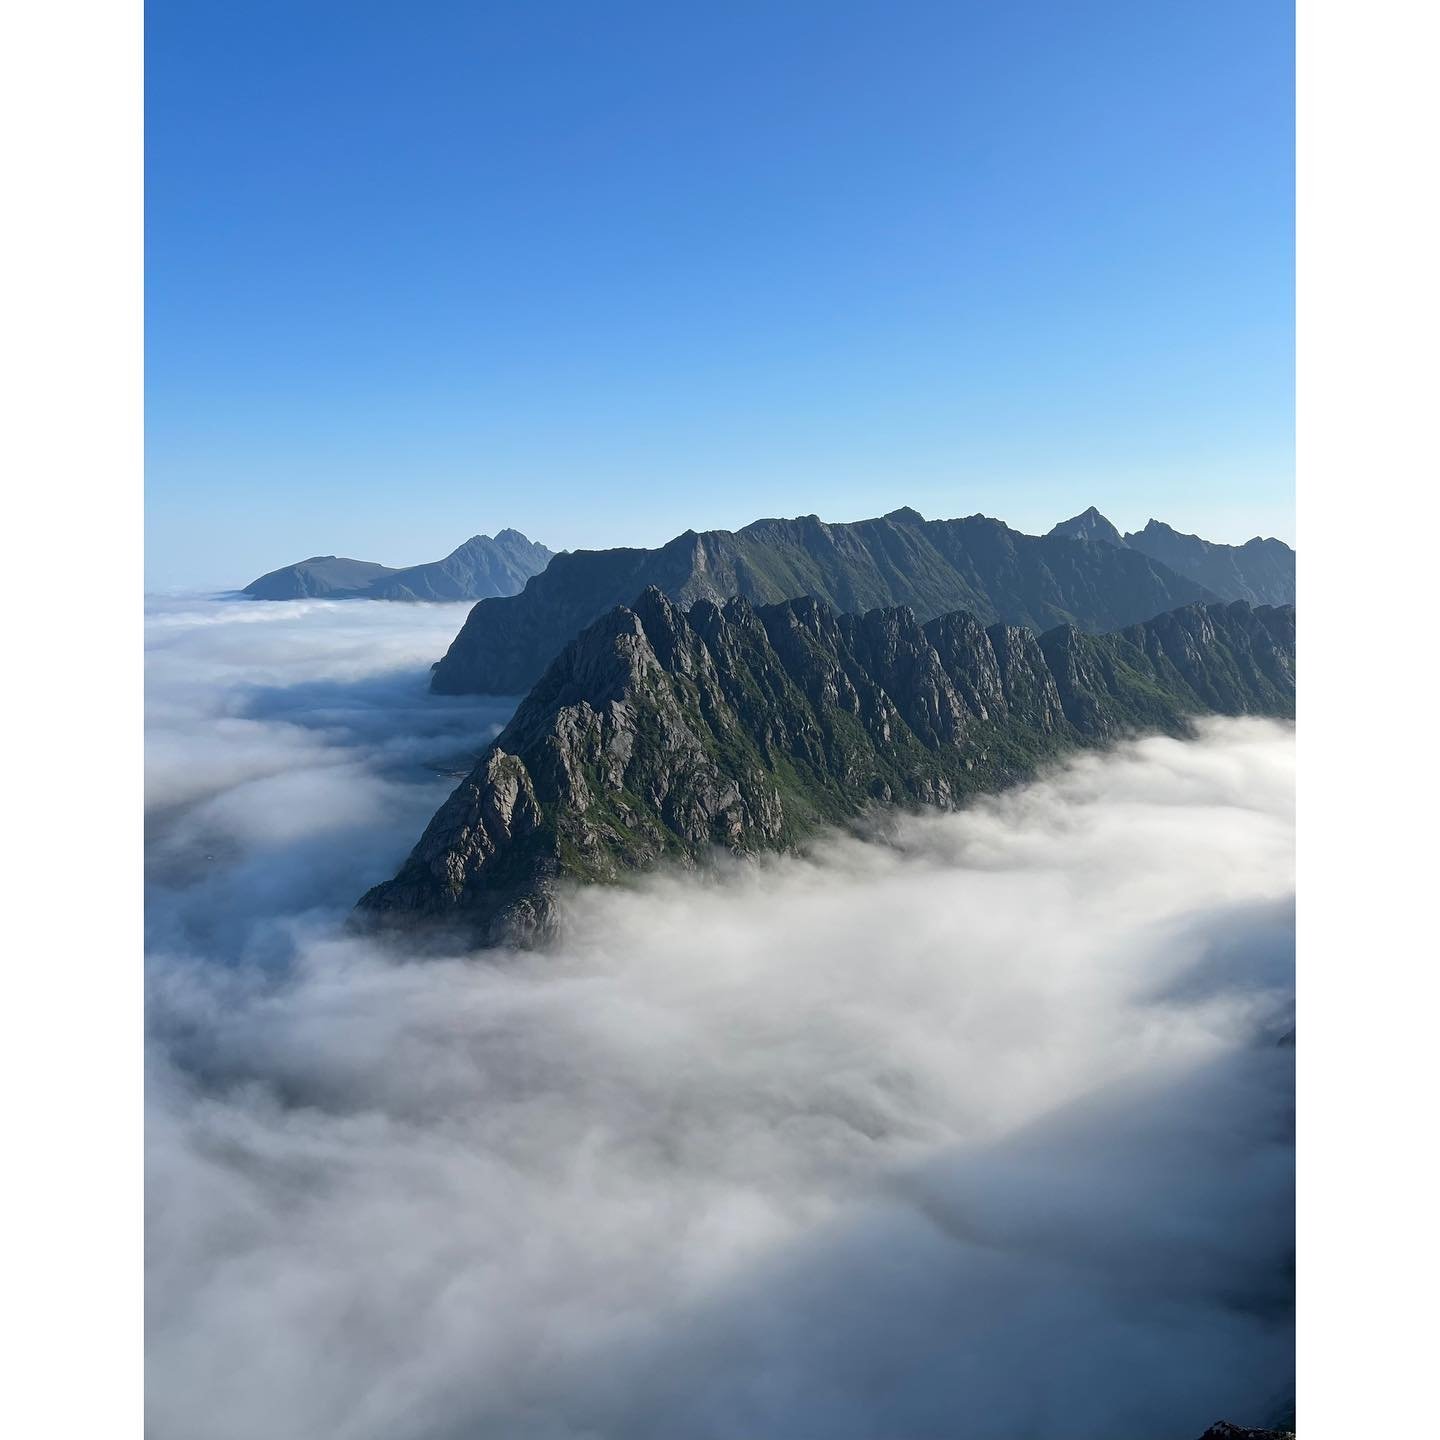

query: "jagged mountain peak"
xmin=1048 ymin=507 xmax=1127 ymax=547
xmin=1131 ymin=517 xmax=1183 ymax=539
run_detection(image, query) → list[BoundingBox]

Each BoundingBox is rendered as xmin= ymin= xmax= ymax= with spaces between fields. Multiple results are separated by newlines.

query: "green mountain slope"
xmin=362 ymin=588 xmax=1295 ymax=946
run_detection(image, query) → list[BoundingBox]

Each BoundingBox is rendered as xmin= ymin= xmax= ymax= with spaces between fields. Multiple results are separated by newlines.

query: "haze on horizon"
xmin=146 ymin=0 xmax=1294 ymax=589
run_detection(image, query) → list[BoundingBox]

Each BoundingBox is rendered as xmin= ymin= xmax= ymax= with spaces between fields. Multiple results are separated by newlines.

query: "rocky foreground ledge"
xmin=357 ymin=588 xmax=1295 ymax=947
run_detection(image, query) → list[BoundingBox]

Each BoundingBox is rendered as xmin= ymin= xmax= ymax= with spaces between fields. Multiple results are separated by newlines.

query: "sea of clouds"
xmin=145 ymin=595 xmax=1295 ymax=1440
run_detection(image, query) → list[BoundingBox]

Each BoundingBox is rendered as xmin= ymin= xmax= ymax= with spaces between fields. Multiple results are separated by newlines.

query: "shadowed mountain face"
xmin=429 ymin=508 xmax=1217 ymax=696
xmin=243 ymin=530 xmax=554 ymax=601
xmin=361 ymin=588 xmax=1295 ymax=946
xmin=1124 ymin=521 xmax=1295 ymax=607
xmin=1048 ymin=508 xmax=1296 ymax=608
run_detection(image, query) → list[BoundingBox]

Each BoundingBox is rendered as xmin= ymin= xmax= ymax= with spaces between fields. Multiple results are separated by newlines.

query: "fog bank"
xmin=146 ymin=597 xmax=1295 ymax=1440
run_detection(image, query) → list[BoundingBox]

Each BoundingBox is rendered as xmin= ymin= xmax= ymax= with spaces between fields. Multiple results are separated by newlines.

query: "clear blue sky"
xmin=146 ymin=0 xmax=1294 ymax=589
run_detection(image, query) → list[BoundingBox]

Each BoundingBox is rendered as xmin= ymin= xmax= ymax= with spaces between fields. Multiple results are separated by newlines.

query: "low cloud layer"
xmin=146 ymin=597 xmax=1295 ymax=1440
xmin=145 ymin=595 xmax=516 ymax=963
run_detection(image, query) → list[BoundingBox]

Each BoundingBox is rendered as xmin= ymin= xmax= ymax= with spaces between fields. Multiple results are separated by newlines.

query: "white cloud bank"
xmin=146 ymin=597 xmax=1295 ymax=1440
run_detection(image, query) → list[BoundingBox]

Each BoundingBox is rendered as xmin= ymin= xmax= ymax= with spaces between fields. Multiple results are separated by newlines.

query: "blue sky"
xmin=146 ymin=0 xmax=1293 ymax=588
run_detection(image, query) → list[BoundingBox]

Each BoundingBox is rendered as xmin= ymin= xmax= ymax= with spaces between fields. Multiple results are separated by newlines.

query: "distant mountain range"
xmin=242 ymin=530 xmax=554 ymax=601
xmin=360 ymin=588 xmax=1295 ymax=946
xmin=430 ymin=508 xmax=1233 ymax=696
xmin=1048 ymin=507 xmax=1295 ymax=607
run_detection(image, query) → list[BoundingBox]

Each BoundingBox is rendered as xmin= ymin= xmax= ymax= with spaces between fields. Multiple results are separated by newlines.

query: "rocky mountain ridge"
xmin=429 ymin=507 xmax=1220 ymax=696
xmin=1048 ymin=507 xmax=1295 ymax=607
xmin=242 ymin=529 xmax=554 ymax=601
xmin=360 ymin=588 xmax=1295 ymax=946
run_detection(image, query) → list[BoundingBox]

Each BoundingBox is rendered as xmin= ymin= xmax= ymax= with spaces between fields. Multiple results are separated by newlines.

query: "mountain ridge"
xmin=242 ymin=529 xmax=554 ymax=602
xmin=429 ymin=507 xmax=1221 ymax=696
xmin=1047 ymin=508 xmax=1295 ymax=607
xmin=360 ymin=589 xmax=1295 ymax=946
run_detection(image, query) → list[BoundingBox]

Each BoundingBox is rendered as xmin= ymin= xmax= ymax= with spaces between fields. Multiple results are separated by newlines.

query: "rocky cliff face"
xmin=429 ymin=507 xmax=1216 ymax=696
xmin=360 ymin=589 xmax=1295 ymax=946
xmin=243 ymin=529 xmax=553 ymax=602
xmin=1047 ymin=509 xmax=1296 ymax=608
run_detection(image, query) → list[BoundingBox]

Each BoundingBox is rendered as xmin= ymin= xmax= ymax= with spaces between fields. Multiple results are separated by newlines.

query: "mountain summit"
xmin=360 ymin=589 xmax=1295 ymax=946
xmin=1048 ymin=506 xmax=1127 ymax=547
